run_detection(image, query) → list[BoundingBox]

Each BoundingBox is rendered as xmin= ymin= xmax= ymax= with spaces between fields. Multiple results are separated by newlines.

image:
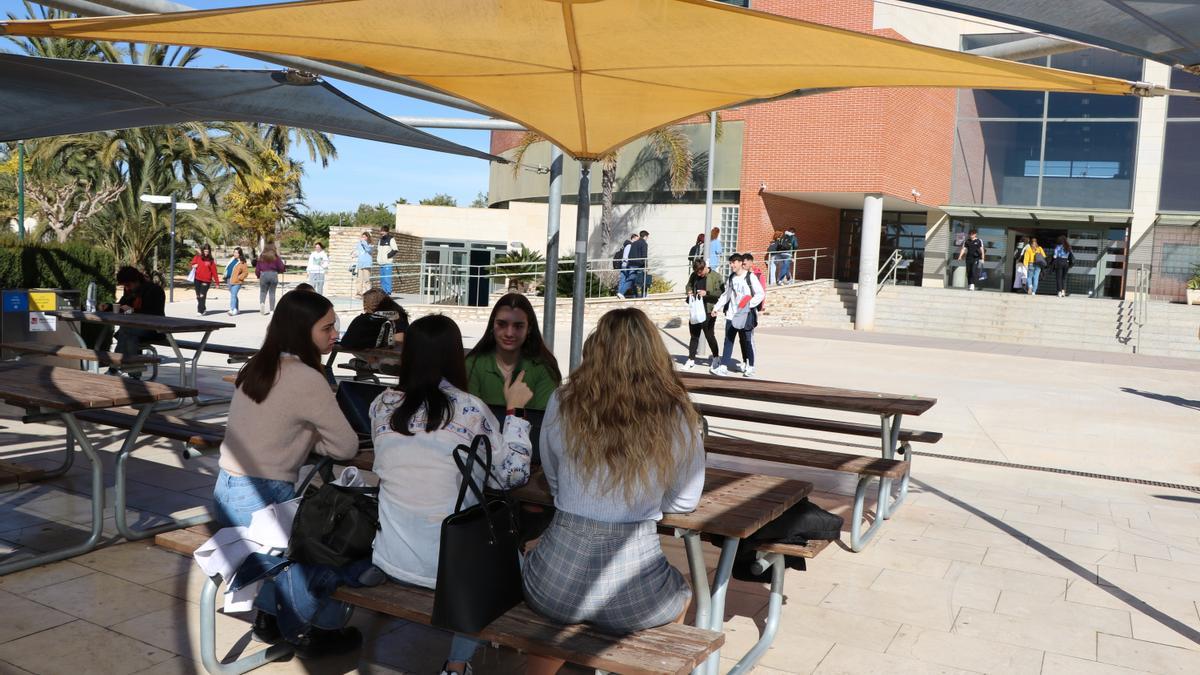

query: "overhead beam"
xmin=32 ymin=0 xmax=492 ymax=115
xmin=391 ymin=117 xmax=526 ymax=131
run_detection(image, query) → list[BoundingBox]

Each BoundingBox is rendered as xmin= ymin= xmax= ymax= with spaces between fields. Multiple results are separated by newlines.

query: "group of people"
xmin=353 ymin=227 xmax=400 ymax=297
xmin=767 ymin=228 xmax=800 ymax=285
xmin=184 ymin=243 xmax=294 ymax=317
xmin=614 ymin=229 xmax=650 ymax=299
xmin=1012 ymin=235 xmax=1075 ymax=297
xmin=685 ymin=252 xmax=765 ymax=377
xmin=214 ymin=290 xmax=704 ymax=674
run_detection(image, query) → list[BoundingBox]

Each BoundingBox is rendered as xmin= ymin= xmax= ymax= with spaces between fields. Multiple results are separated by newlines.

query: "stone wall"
xmin=326 ymin=226 xmax=422 ymax=297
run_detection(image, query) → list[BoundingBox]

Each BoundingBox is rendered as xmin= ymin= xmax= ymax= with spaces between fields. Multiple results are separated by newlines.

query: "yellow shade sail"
xmin=0 ymin=0 xmax=1150 ymax=159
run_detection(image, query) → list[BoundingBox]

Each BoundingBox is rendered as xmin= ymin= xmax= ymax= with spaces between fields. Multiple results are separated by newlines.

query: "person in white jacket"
xmin=305 ymin=242 xmax=330 ymax=295
xmin=710 ymin=252 xmax=765 ymax=377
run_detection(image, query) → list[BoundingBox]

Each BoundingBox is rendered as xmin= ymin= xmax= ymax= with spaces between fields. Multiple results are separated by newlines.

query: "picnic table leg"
xmin=850 ymin=474 xmax=884 ymax=552
xmin=114 ymin=405 xmax=213 ymax=540
xmin=700 ymin=536 xmax=740 ymax=675
xmin=726 ymin=552 xmax=785 ymax=675
xmin=34 ymin=423 xmax=76 ymax=481
xmin=877 ymin=413 xmax=904 ymax=521
xmin=188 ymin=331 xmax=231 ymax=407
xmin=0 ymin=412 xmax=105 ymax=575
xmin=200 ymin=574 xmax=292 ymax=674
xmin=678 ymin=530 xmax=711 ymax=632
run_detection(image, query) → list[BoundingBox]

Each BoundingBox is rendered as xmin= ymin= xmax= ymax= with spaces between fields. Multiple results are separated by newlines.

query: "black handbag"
xmin=431 ymin=434 xmax=524 ymax=634
xmin=286 ymin=460 xmax=380 ymax=568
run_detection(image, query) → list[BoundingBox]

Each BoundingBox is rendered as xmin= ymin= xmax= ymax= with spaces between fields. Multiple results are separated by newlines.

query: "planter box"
xmin=1188 ymin=288 xmax=1200 ymax=306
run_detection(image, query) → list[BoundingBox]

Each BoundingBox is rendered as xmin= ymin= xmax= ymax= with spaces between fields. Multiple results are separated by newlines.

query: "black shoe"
xmin=251 ymin=611 xmax=282 ymax=644
xmin=292 ymin=627 xmax=363 ymax=660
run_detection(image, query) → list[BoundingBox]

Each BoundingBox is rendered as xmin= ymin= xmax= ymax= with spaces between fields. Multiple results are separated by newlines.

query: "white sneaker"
xmin=615 ymin=292 xmax=625 ymax=300
xmin=743 ymin=365 xmax=756 ymax=378
xmin=711 ymin=365 xmax=730 ymax=377
xmin=968 ymin=284 xmax=975 ymax=291
xmin=228 ymin=309 xmax=237 ymax=316
xmin=439 ymin=663 xmax=473 ymax=675
xmin=683 ymin=359 xmax=695 ymax=370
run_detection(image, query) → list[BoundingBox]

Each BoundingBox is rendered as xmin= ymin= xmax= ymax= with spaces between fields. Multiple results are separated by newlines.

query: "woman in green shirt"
xmin=465 ymin=293 xmax=562 ymax=411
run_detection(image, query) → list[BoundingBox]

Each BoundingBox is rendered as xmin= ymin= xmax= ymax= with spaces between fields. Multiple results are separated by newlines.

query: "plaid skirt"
xmin=522 ymin=510 xmax=690 ymax=633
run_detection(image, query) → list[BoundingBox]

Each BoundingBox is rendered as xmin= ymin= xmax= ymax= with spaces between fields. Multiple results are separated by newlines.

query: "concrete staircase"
xmin=796 ymin=281 xmax=1200 ymax=359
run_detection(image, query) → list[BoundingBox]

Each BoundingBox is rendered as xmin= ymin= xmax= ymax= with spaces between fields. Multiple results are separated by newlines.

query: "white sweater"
xmin=369 ymin=381 xmax=531 ymax=587
xmin=712 ymin=270 xmax=764 ymax=326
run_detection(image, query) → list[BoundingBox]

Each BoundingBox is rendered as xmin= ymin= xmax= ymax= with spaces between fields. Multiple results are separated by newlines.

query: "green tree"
xmin=226 ymin=149 xmax=305 ymax=246
xmin=0 ymin=150 xmax=18 ymax=224
xmin=419 ymin=193 xmax=457 ymax=207
xmin=353 ymin=202 xmax=396 ymax=228
xmin=470 ymin=191 xmax=489 ymax=208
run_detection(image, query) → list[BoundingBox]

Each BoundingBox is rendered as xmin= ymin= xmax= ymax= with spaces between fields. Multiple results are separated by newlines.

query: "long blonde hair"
xmin=558 ymin=308 xmax=701 ymax=503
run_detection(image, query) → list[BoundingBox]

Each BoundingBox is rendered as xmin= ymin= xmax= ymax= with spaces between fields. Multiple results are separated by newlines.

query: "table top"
xmin=339 ymin=346 xmax=403 ymax=360
xmin=680 ymin=371 xmax=936 ymax=417
xmin=0 ymin=362 xmax=197 ymax=412
xmin=50 ymin=310 xmax=235 ymax=333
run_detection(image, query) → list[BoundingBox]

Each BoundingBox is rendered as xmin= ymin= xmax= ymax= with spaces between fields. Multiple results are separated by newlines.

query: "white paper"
xmin=28 ymin=312 xmax=57 ymax=332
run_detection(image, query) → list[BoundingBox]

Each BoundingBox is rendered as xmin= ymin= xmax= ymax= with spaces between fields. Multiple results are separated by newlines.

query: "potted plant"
xmin=491 ymin=246 xmax=545 ymax=294
xmin=1187 ymin=266 xmax=1200 ymax=306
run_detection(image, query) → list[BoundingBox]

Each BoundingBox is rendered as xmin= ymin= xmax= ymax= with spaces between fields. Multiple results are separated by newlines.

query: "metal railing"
xmin=876 ymin=250 xmax=905 ymax=295
xmin=345 ymin=246 xmax=832 ymax=306
xmin=1131 ymin=263 xmax=1150 ymax=353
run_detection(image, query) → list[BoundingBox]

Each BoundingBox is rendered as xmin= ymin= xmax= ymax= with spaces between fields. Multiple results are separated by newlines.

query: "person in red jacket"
xmin=189 ymin=244 xmax=221 ymax=315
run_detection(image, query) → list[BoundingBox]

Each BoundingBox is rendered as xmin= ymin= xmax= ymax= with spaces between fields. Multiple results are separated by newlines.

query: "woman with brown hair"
xmin=522 ymin=308 xmax=705 ymax=673
xmin=255 ymin=243 xmax=286 ymax=314
xmin=465 ymin=293 xmax=561 ymax=412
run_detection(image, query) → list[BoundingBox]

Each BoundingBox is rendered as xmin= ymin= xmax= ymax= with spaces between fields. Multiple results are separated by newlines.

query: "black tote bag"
xmin=286 ymin=460 xmax=380 ymax=568
xmin=431 ymin=434 xmax=524 ymax=634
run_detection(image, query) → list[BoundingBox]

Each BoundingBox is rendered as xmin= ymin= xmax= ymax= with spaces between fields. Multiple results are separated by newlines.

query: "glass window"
xmin=1160 ymin=121 xmax=1200 ymax=211
xmin=951 ymin=121 xmax=1043 ymax=206
xmin=1040 ymin=122 xmax=1136 ymax=209
xmin=719 ymin=205 xmax=739 ymax=255
xmin=1167 ymin=70 xmax=1200 ymax=118
xmin=960 ymin=90 xmax=1045 ymax=118
xmin=1047 ymin=50 xmax=1142 ymax=118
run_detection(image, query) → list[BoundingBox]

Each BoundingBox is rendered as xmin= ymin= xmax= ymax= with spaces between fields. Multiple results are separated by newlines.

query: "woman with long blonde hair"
xmin=522 ymin=308 xmax=705 ymax=669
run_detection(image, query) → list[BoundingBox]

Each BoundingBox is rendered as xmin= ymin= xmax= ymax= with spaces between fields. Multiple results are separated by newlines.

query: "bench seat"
xmin=696 ymin=402 xmax=942 ymax=445
xmin=155 ymin=528 xmax=724 ymax=675
xmin=75 ymin=407 xmax=225 ymax=449
xmin=151 ymin=338 xmax=257 ymax=363
xmin=2 ymin=341 xmax=160 ymax=367
xmin=0 ymin=459 xmax=44 ymax=487
xmin=707 ymin=437 xmax=909 ymax=478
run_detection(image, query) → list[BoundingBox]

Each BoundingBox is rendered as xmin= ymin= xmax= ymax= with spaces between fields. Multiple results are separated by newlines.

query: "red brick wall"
xmin=759 ymin=193 xmax=839 ymax=278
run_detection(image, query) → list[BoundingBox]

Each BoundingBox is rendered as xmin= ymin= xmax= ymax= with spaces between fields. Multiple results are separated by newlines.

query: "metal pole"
xmin=168 ymin=195 xmax=177 ymax=303
xmin=702 ymin=112 xmax=717 ymax=268
xmin=855 ymin=193 xmax=883 ymax=331
xmin=542 ymin=146 xmax=563 ymax=350
xmin=569 ymin=161 xmax=592 ymax=371
xmin=16 ymin=140 xmax=25 ymax=240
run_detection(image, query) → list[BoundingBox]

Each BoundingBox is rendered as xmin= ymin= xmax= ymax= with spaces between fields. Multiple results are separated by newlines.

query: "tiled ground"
xmin=1 ymin=302 xmax=1198 ymax=674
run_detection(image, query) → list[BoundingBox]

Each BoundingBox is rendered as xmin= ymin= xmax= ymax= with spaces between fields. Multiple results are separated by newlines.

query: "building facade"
xmin=475 ymin=1 xmax=1197 ymax=302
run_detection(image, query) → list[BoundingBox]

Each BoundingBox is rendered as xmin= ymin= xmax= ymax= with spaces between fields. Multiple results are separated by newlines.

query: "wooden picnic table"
xmin=51 ymin=310 xmax=235 ymax=406
xmin=0 ymin=362 xmax=195 ymax=575
xmin=348 ymin=451 xmax=809 ymax=673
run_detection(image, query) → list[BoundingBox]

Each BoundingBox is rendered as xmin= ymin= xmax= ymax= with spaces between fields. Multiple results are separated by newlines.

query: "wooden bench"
xmin=695 ymin=402 xmax=943 ymax=449
xmin=155 ymin=528 xmax=724 ymax=675
xmin=150 ymin=337 xmax=257 ymax=364
xmin=705 ymin=435 xmax=908 ymax=552
xmin=2 ymin=340 xmax=160 ymax=369
xmin=0 ymin=459 xmax=44 ymax=487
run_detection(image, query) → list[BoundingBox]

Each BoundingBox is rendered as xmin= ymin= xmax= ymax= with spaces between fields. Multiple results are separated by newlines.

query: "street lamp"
xmin=140 ymin=193 xmax=197 ymax=302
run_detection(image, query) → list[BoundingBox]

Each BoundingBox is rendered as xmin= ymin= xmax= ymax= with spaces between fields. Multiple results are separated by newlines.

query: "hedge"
xmin=0 ymin=235 xmax=117 ymax=304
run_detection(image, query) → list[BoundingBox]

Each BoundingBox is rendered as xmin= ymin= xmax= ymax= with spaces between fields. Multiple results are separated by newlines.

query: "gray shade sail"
xmin=0 ymin=52 xmax=502 ymax=162
xmin=903 ymin=1 xmax=1200 ymax=70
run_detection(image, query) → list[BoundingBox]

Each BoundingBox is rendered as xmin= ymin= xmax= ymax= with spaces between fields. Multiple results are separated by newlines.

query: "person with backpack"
xmin=687 ymin=232 xmax=705 ymax=266
xmin=779 ymin=228 xmax=799 ymax=284
xmin=614 ymin=232 xmax=640 ymax=299
xmin=1052 ymin=235 xmax=1074 ymax=297
xmin=340 ymin=288 xmax=409 ymax=376
xmin=1022 ymin=237 xmax=1047 ymax=296
xmin=957 ymin=229 xmax=985 ymax=291
xmin=711 ymin=253 xmax=765 ymax=377
xmin=743 ymin=252 xmax=768 ymax=314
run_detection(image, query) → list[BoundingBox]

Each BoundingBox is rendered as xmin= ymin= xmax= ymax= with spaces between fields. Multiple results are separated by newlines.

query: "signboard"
xmin=29 ymin=312 xmax=57 ymax=332
xmin=2 ymin=290 xmax=28 ymax=313
xmin=28 ymin=291 xmax=57 ymax=312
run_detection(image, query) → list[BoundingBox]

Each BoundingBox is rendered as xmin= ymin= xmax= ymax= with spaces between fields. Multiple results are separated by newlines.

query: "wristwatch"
xmin=506 ymin=407 xmax=527 ymax=419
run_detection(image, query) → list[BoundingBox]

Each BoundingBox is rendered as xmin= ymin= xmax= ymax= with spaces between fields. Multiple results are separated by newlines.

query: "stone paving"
xmin=1 ymin=298 xmax=1198 ymax=674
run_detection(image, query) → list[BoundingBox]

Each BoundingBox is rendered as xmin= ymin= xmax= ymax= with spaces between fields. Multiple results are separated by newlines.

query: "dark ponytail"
xmin=390 ymin=315 xmax=469 ymax=435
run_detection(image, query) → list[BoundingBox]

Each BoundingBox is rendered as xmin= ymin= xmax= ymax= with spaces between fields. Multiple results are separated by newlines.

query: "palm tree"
xmin=509 ymin=123 xmax=704 ymax=252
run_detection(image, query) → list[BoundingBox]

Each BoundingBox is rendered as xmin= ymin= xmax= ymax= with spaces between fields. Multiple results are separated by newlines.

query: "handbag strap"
xmin=295 ymin=457 xmax=334 ymax=498
xmin=452 ymin=434 xmax=494 ymax=514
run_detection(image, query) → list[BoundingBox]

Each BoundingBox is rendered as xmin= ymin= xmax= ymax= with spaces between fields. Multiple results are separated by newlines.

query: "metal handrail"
xmin=1132 ymin=263 xmax=1150 ymax=353
xmin=876 ymin=250 xmax=904 ymax=295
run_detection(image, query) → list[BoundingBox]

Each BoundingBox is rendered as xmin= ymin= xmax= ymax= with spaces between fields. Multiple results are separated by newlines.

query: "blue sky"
xmin=1 ymin=0 xmax=496 ymax=213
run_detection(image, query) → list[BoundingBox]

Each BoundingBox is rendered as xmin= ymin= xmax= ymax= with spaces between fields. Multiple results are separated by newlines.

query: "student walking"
xmin=744 ymin=252 xmax=768 ymax=314
xmin=957 ymin=230 xmax=985 ymax=290
xmin=615 ymin=232 xmax=644 ymax=299
xmin=353 ymin=232 xmax=373 ymax=297
xmin=684 ymin=259 xmax=722 ymax=369
xmin=189 ymin=244 xmax=220 ymax=315
xmin=687 ymin=232 xmax=705 ymax=266
xmin=228 ymin=251 xmax=249 ymax=315
xmin=708 ymin=226 xmax=723 ymax=271
xmin=369 ymin=314 xmax=533 ymax=675
xmin=1023 ymin=237 xmax=1047 ymax=296
xmin=376 ymin=226 xmax=397 ymax=294
xmin=1012 ymin=236 xmax=1028 ymax=293
xmin=522 ymin=309 xmax=703 ymax=675
xmin=1052 ymin=235 xmax=1073 ymax=297
xmin=306 ymin=242 xmax=329 ymax=295
xmin=255 ymin=244 xmax=285 ymax=314
xmin=778 ymin=228 xmax=799 ymax=283
xmin=711 ymin=253 xmax=765 ymax=377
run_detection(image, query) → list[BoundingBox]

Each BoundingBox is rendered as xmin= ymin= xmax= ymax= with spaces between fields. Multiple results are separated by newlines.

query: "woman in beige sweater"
xmin=215 ymin=289 xmax=360 ymax=657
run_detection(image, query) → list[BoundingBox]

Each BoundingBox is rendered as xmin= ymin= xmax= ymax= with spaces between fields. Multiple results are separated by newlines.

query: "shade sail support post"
xmin=542 ymin=146 xmax=563 ymax=350
xmin=568 ymin=161 xmax=592 ymax=372
xmin=703 ymin=111 xmax=717 ymax=269
xmin=854 ymin=193 xmax=883 ymax=331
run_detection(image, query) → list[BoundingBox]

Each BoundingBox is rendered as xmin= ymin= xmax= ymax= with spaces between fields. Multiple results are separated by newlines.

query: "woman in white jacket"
xmin=710 ymin=252 xmax=764 ymax=377
xmin=369 ymin=314 xmax=533 ymax=675
xmin=305 ymin=242 xmax=330 ymax=295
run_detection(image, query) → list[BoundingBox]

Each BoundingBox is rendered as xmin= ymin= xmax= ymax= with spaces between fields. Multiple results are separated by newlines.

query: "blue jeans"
xmin=618 ymin=269 xmax=645 ymax=297
xmin=776 ymin=257 xmax=792 ymax=282
xmin=720 ymin=320 xmax=755 ymax=369
xmin=229 ymin=284 xmax=242 ymax=313
xmin=212 ymin=469 xmax=296 ymax=528
xmin=379 ymin=264 xmax=393 ymax=294
xmin=384 ymin=573 xmax=482 ymax=663
xmin=1027 ymin=265 xmax=1041 ymax=294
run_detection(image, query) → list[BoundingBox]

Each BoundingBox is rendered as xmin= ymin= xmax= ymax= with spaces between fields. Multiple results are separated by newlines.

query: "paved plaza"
xmin=1 ymin=299 xmax=1198 ymax=674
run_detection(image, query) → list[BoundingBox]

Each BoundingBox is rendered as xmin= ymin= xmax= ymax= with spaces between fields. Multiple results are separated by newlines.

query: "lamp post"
xmin=16 ymin=141 xmax=25 ymax=240
xmin=140 ymin=193 xmax=197 ymax=302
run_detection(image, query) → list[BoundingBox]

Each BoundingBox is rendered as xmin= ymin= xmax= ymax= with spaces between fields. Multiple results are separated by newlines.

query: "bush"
xmin=545 ymin=256 xmax=615 ymax=298
xmin=0 ymin=234 xmax=117 ymax=304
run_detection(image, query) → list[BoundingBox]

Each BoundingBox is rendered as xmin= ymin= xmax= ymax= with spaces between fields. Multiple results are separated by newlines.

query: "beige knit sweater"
xmin=219 ymin=356 xmax=359 ymax=482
